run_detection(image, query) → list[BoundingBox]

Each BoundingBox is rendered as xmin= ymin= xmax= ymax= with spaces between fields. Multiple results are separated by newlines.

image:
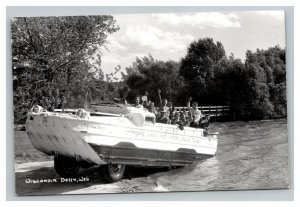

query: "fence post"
xmin=222 ymin=106 xmax=224 ymax=117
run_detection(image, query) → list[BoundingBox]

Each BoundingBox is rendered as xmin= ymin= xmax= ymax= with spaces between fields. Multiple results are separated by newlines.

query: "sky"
xmin=100 ymin=11 xmax=286 ymax=80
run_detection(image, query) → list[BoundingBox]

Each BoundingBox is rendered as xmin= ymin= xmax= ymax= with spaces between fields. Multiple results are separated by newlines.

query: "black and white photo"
xmin=11 ymin=11 xmax=290 ymax=196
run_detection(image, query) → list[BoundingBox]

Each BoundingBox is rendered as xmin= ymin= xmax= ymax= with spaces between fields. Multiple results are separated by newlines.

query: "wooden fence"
xmin=174 ymin=106 xmax=230 ymax=117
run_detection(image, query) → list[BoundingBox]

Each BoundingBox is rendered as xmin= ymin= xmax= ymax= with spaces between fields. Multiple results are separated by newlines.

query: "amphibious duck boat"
xmin=25 ymin=104 xmax=218 ymax=183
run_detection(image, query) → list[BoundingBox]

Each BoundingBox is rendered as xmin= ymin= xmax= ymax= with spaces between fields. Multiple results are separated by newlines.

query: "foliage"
xmin=122 ymin=55 xmax=185 ymax=105
xmin=215 ymin=57 xmax=250 ymax=119
xmin=12 ymin=16 xmax=119 ymax=123
xmin=122 ymin=39 xmax=286 ymax=120
xmin=177 ymin=38 xmax=286 ymax=120
xmin=243 ymin=47 xmax=286 ymax=119
xmin=179 ymin=38 xmax=227 ymax=105
xmin=12 ymin=17 xmax=287 ymax=123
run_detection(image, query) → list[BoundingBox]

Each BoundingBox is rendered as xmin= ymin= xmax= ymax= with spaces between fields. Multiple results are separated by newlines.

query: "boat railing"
xmin=53 ymin=108 xmax=124 ymax=117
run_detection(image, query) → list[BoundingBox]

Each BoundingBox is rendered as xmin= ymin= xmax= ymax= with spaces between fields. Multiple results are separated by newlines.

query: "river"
xmin=118 ymin=119 xmax=290 ymax=192
xmin=15 ymin=119 xmax=290 ymax=195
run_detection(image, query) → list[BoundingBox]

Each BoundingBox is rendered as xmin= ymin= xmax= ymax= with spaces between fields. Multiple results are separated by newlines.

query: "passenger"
xmin=32 ymin=105 xmax=43 ymax=113
xmin=187 ymin=97 xmax=202 ymax=127
xmin=180 ymin=112 xmax=190 ymax=127
xmin=76 ymin=109 xmax=90 ymax=119
xmin=134 ymin=96 xmax=143 ymax=109
xmin=148 ymin=101 xmax=158 ymax=116
xmin=141 ymin=91 xmax=149 ymax=108
xmin=157 ymin=89 xmax=169 ymax=114
xmin=157 ymin=89 xmax=171 ymax=124
xmin=157 ymin=109 xmax=171 ymax=124
xmin=167 ymin=102 xmax=175 ymax=114
xmin=147 ymin=100 xmax=151 ymax=109
xmin=77 ymin=109 xmax=83 ymax=117
xmin=169 ymin=111 xmax=176 ymax=123
xmin=199 ymin=114 xmax=211 ymax=129
xmin=171 ymin=112 xmax=182 ymax=125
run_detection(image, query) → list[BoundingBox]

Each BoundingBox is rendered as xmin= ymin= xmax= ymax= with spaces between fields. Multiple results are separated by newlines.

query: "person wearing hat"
xmin=157 ymin=106 xmax=171 ymax=124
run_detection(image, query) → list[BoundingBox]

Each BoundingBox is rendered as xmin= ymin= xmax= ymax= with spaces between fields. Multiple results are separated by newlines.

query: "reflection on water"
xmin=121 ymin=119 xmax=290 ymax=192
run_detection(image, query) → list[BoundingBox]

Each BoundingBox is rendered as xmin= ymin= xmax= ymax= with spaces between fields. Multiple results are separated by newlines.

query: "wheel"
xmin=101 ymin=163 xmax=125 ymax=183
xmin=54 ymin=156 xmax=80 ymax=178
xmin=79 ymin=160 xmax=94 ymax=169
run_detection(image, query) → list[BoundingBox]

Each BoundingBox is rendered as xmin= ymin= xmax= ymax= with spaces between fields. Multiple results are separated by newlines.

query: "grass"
xmin=14 ymin=130 xmax=53 ymax=163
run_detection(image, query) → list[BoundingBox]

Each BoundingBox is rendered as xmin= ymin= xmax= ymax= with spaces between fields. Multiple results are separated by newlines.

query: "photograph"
xmin=11 ymin=10 xmax=290 ymax=196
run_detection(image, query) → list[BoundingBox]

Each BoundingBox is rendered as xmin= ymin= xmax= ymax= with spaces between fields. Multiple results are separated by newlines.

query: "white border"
xmin=2 ymin=0 xmax=297 ymax=6
xmin=2 ymin=0 xmax=298 ymax=206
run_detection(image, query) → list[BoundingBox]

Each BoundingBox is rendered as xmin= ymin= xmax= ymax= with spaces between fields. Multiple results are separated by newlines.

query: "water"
xmin=119 ymin=119 xmax=290 ymax=192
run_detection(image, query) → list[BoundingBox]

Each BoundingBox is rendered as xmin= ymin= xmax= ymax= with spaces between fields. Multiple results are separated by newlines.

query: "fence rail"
xmin=174 ymin=106 xmax=230 ymax=117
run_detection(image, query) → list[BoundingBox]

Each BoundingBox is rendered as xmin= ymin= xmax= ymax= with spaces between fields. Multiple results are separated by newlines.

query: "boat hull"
xmin=89 ymin=142 xmax=212 ymax=167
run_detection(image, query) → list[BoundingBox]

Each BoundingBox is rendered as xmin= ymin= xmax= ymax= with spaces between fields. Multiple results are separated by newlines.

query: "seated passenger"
xmin=141 ymin=91 xmax=149 ymax=108
xmin=187 ymin=97 xmax=202 ymax=127
xmin=157 ymin=109 xmax=171 ymax=124
xmin=134 ymin=96 xmax=143 ymax=109
xmin=77 ymin=109 xmax=83 ymax=117
xmin=31 ymin=105 xmax=43 ymax=113
xmin=167 ymin=102 xmax=175 ymax=114
xmin=155 ymin=89 xmax=169 ymax=123
xmin=76 ymin=109 xmax=90 ymax=119
xmin=157 ymin=89 xmax=170 ymax=119
xmin=180 ymin=112 xmax=190 ymax=127
xmin=199 ymin=114 xmax=211 ymax=129
xmin=148 ymin=101 xmax=157 ymax=116
xmin=147 ymin=100 xmax=153 ymax=110
xmin=169 ymin=111 xmax=175 ymax=123
xmin=171 ymin=112 xmax=182 ymax=125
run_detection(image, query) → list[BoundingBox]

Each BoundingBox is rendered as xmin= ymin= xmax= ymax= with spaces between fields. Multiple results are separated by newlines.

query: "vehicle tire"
xmin=54 ymin=156 xmax=80 ymax=178
xmin=79 ymin=161 xmax=93 ymax=169
xmin=101 ymin=163 xmax=125 ymax=183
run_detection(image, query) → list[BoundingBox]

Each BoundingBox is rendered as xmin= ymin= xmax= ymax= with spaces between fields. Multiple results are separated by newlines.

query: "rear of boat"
xmin=26 ymin=112 xmax=104 ymax=164
xmin=25 ymin=105 xmax=132 ymax=182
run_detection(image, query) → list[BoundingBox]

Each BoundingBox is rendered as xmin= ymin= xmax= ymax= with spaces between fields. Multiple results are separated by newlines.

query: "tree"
xmin=12 ymin=16 xmax=119 ymax=123
xmin=242 ymin=47 xmax=286 ymax=119
xmin=122 ymin=55 xmax=184 ymax=105
xmin=179 ymin=38 xmax=286 ymax=120
xmin=263 ymin=47 xmax=287 ymax=117
xmin=179 ymin=38 xmax=227 ymax=105
xmin=216 ymin=57 xmax=249 ymax=119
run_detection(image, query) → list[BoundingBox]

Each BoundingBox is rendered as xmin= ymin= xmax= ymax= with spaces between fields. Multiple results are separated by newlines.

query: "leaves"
xmin=122 ymin=41 xmax=286 ymax=120
xmin=122 ymin=55 xmax=184 ymax=104
xmin=12 ymin=16 xmax=119 ymax=123
xmin=179 ymin=38 xmax=226 ymax=104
